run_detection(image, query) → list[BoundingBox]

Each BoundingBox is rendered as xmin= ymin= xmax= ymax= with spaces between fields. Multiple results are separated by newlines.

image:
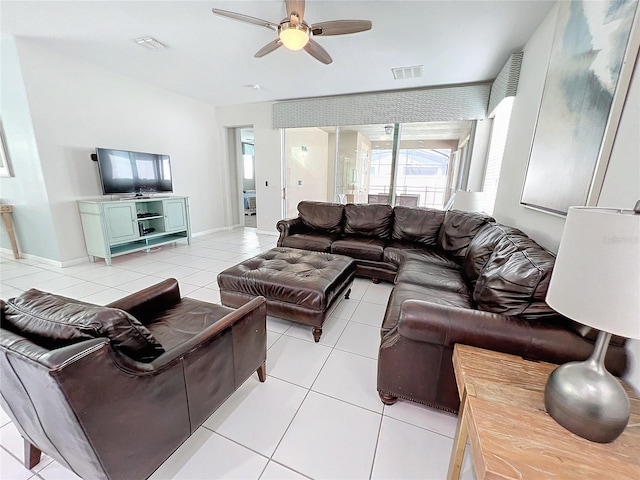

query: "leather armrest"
xmin=395 ymin=299 xmax=628 ymax=375
xmin=397 ymin=300 xmax=534 ymax=354
xmin=107 ymin=278 xmax=181 ymax=324
xmin=41 ymin=338 xmax=109 ymax=368
xmin=276 ymin=217 xmax=308 ymax=246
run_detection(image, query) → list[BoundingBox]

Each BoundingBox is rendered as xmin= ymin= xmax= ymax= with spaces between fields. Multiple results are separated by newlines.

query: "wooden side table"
xmin=447 ymin=345 xmax=640 ymax=479
xmin=0 ymin=204 xmax=20 ymax=259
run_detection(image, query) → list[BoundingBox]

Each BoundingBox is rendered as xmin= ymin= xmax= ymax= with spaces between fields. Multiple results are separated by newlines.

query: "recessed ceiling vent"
xmin=392 ymin=65 xmax=423 ymax=80
xmin=133 ymin=37 xmax=168 ymax=51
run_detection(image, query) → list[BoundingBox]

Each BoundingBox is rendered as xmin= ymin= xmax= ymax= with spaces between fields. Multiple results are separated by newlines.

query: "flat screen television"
xmin=95 ymin=148 xmax=173 ymax=195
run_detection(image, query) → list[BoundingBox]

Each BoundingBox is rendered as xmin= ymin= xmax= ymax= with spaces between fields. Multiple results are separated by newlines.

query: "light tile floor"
xmin=0 ymin=228 xmax=475 ymax=480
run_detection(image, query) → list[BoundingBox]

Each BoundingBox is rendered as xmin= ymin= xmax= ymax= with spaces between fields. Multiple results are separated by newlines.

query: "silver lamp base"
xmin=544 ymin=331 xmax=630 ymax=443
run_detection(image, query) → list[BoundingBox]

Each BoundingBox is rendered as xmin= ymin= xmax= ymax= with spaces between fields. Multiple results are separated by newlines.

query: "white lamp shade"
xmin=451 ymin=191 xmax=483 ymax=212
xmin=546 ymin=206 xmax=640 ymax=339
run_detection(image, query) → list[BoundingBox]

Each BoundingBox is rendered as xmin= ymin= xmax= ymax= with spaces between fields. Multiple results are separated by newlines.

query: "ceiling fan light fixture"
xmin=279 ymin=22 xmax=310 ymax=51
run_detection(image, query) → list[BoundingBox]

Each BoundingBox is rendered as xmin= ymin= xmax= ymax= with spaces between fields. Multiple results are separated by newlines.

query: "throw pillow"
xmin=392 ymin=206 xmax=445 ymax=246
xmin=297 ymin=201 xmax=344 ymax=233
xmin=473 ymin=235 xmax=557 ymax=320
xmin=344 ymin=203 xmax=393 ymax=238
xmin=437 ymin=210 xmax=494 ymax=259
xmin=3 ymin=289 xmax=164 ymax=362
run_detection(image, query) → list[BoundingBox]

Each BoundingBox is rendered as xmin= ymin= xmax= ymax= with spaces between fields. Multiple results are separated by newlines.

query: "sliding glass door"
xmin=283 ymin=120 xmax=473 ymax=213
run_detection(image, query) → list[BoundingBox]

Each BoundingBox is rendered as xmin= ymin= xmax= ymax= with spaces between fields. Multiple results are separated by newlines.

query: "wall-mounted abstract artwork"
xmin=521 ymin=0 xmax=638 ymax=215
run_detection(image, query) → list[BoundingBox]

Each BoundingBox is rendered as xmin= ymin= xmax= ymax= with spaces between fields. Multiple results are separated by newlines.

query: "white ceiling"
xmin=1 ymin=0 xmax=554 ymax=107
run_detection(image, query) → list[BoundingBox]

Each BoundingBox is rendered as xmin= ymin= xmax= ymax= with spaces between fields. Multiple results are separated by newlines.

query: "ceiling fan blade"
xmin=304 ymin=38 xmax=332 ymax=65
xmin=254 ymin=39 xmax=282 ymax=58
xmin=211 ymin=8 xmax=278 ymax=31
xmin=286 ymin=0 xmax=306 ymax=23
xmin=311 ymin=20 xmax=372 ymax=36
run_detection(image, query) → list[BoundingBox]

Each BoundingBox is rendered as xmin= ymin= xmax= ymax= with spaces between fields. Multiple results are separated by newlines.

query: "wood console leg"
xmin=312 ymin=327 xmax=322 ymax=343
xmin=24 ymin=439 xmax=41 ymax=470
xmin=256 ymin=362 xmax=266 ymax=382
xmin=447 ymin=389 xmax=470 ymax=480
xmin=1 ymin=210 xmax=20 ymax=259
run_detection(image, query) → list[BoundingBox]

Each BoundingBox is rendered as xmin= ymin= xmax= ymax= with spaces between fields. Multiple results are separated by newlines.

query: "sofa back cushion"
xmin=2 ymin=289 xmax=165 ymax=362
xmin=392 ymin=206 xmax=445 ymax=246
xmin=463 ymin=223 xmax=530 ymax=284
xmin=473 ymin=235 xmax=557 ymax=320
xmin=298 ymin=201 xmax=344 ymax=234
xmin=436 ymin=210 xmax=494 ymax=260
xmin=344 ymin=203 xmax=393 ymax=238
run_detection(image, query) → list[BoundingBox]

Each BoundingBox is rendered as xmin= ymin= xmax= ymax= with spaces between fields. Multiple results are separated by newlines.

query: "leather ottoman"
xmin=218 ymin=247 xmax=355 ymax=342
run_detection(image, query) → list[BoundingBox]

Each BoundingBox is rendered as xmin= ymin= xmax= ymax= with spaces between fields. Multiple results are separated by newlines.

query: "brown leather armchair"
xmin=0 ymin=278 xmax=267 ymax=480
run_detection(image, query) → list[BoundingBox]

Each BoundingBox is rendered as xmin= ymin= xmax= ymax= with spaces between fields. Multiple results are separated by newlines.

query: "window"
xmin=481 ymin=98 xmax=514 ymax=214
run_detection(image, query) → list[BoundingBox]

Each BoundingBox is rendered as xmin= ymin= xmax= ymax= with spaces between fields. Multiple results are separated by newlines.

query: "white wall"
xmin=493 ymin=4 xmax=640 ymax=391
xmin=492 ymin=3 xmax=565 ymax=252
xmin=285 ymin=128 xmax=329 ymax=217
xmin=6 ymin=38 xmax=225 ymax=263
xmin=216 ymin=102 xmax=282 ymax=234
xmin=0 ymin=37 xmax=60 ymax=260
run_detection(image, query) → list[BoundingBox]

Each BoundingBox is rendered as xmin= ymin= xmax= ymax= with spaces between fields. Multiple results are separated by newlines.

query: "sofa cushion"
xmin=463 ymin=223 xmax=529 ymax=285
xmin=281 ymin=233 xmax=337 ymax=252
xmin=437 ymin=210 xmax=493 ymax=260
xmin=395 ymin=258 xmax=468 ymax=294
xmin=392 ymin=206 xmax=445 ymax=246
xmin=2 ymin=289 xmax=164 ymax=362
xmin=473 ymin=235 xmax=557 ymax=320
xmin=331 ymin=237 xmax=386 ymax=261
xmin=146 ymin=298 xmax=235 ymax=350
xmin=297 ymin=201 xmax=344 ymax=234
xmin=383 ymin=243 xmax=460 ymax=268
xmin=344 ymin=203 xmax=393 ymax=238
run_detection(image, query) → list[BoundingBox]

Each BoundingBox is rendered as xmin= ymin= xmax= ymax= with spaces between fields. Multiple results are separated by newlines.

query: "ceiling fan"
xmin=211 ymin=0 xmax=372 ymax=65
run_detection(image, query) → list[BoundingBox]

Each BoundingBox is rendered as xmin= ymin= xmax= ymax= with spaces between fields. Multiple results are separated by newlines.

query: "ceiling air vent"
xmin=133 ymin=37 xmax=168 ymax=51
xmin=392 ymin=65 xmax=424 ymax=80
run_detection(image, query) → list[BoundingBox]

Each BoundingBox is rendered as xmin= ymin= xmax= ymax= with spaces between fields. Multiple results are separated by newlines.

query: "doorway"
xmin=239 ymin=128 xmax=256 ymax=227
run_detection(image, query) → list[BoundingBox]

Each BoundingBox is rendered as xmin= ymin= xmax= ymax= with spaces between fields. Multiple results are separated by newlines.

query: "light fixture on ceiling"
xmin=132 ymin=36 xmax=168 ymax=51
xmin=278 ymin=22 xmax=310 ymax=51
xmin=384 ymin=125 xmax=393 ymax=135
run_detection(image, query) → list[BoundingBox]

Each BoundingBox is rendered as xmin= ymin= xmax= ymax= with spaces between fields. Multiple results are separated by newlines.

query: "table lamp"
xmin=450 ymin=191 xmax=483 ymax=212
xmin=544 ymin=204 xmax=640 ymax=443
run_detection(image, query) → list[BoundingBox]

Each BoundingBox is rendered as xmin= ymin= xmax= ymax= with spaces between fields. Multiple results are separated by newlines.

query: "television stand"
xmin=78 ymin=196 xmax=190 ymax=265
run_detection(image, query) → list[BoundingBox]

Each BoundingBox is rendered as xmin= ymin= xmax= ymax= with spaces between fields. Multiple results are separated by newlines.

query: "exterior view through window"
xmin=283 ymin=121 xmax=473 ymax=215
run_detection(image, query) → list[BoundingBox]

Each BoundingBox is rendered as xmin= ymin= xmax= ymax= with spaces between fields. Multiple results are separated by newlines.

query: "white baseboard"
xmin=0 ymin=248 xmax=90 ymax=268
xmin=191 ymin=226 xmax=234 ymax=237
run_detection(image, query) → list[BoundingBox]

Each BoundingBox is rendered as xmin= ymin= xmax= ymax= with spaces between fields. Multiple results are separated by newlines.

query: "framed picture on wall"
xmin=521 ymin=0 xmax=639 ymax=215
xmin=0 ymin=119 xmax=13 ymax=177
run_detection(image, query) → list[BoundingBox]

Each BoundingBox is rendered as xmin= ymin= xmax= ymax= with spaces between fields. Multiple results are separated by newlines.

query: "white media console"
xmin=78 ymin=196 xmax=190 ymax=265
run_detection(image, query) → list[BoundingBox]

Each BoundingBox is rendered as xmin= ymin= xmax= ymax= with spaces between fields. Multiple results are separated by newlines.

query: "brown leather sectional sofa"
xmin=277 ymin=201 xmax=628 ymax=413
